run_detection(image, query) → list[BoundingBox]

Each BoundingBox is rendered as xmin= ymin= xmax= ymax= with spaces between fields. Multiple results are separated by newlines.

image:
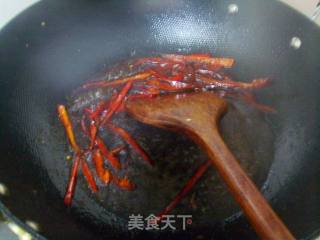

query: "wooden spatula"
xmin=125 ymin=92 xmax=294 ymax=240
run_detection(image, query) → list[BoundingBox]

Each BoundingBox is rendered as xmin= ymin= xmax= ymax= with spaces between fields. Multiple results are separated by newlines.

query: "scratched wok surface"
xmin=0 ymin=0 xmax=320 ymax=239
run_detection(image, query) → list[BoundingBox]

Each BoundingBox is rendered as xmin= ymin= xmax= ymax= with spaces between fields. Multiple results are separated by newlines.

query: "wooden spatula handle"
xmin=196 ymin=126 xmax=294 ymax=240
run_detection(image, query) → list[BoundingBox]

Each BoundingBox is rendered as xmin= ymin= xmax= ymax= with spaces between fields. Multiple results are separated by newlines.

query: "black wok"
xmin=0 ymin=0 xmax=320 ymax=239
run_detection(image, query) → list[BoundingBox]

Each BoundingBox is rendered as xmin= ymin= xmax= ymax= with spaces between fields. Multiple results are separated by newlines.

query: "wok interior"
xmin=0 ymin=0 xmax=320 ymax=239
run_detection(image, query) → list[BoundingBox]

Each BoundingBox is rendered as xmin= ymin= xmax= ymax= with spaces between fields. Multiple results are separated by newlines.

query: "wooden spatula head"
xmin=125 ymin=92 xmax=228 ymax=132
